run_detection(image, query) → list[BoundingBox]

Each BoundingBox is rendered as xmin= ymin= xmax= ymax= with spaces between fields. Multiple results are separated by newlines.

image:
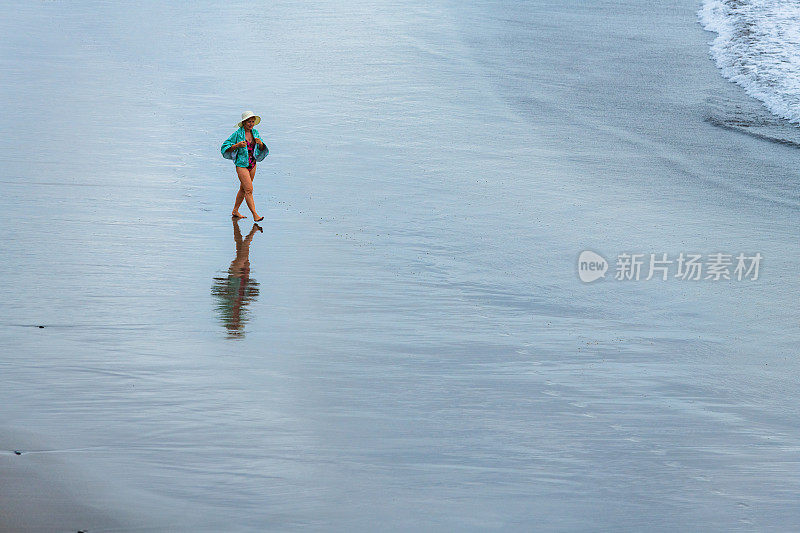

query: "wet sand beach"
xmin=1 ymin=0 xmax=799 ymax=530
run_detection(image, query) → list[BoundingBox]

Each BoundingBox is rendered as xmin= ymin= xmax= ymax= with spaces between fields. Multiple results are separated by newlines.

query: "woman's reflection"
xmin=211 ymin=220 xmax=262 ymax=338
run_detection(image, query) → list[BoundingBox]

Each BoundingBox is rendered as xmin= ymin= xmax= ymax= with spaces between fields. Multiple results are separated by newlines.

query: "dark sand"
xmin=1 ymin=0 xmax=799 ymax=530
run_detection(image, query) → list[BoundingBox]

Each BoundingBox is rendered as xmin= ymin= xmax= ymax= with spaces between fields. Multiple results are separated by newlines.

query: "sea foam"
xmin=700 ymin=0 xmax=800 ymax=125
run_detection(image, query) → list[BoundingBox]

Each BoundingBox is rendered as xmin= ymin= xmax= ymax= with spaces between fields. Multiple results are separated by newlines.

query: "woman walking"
xmin=221 ymin=111 xmax=269 ymax=221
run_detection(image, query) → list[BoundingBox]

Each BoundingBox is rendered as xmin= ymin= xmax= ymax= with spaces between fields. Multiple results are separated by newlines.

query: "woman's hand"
xmin=231 ymin=140 xmax=247 ymax=149
xmin=255 ymin=138 xmax=265 ymax=148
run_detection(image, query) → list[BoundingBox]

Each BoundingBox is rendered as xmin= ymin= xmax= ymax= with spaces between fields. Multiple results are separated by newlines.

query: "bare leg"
xmin=232 ymin=164 xmax=257 ymax=218
xmin=232 ymin=187 xmax=246 ymax=218
xmin=235 ymin=166 xmax=261 ymax=221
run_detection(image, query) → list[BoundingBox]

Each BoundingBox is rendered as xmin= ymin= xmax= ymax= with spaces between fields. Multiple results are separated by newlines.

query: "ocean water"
xmin=700 ymin=0 xmax=800 ymax=125
xmin=700 ymin=0 xmax=800 ymax=145
xmin=1 ymin=0 xmax=799 ymax=531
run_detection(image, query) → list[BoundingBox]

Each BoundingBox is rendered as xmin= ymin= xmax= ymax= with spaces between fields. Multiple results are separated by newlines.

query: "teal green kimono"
xmin=221 ymin=127 xmax=269 ymax=167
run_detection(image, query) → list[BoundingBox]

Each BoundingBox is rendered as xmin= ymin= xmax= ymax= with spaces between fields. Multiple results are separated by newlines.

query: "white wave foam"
xmin=699 ymin=0 xmax=800 ymax=125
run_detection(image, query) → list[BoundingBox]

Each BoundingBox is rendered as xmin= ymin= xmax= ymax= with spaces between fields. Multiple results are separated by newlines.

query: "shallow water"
xmin=700 ymin=0 xmax=800 ymax=126
xmin=1 ymin=0 xmax=799 ymax=530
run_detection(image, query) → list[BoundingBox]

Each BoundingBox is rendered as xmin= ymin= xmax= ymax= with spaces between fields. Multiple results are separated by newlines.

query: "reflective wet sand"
xmin=1 ymin=1 xmax=799 ymax=530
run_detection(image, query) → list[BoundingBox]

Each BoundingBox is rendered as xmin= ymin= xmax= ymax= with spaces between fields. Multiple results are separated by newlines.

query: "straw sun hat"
xmin=238 ymin=110 xmax=261 ymax=128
